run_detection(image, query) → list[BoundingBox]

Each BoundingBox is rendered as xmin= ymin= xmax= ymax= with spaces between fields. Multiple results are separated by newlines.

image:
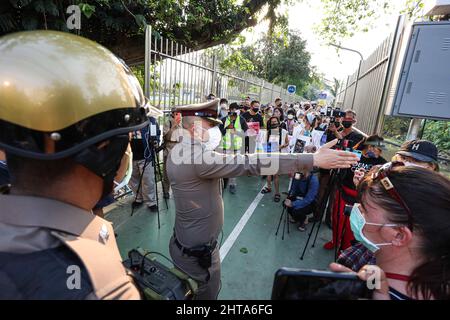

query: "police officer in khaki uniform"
xmin=0 ymin=31 xmax=161 ymax=299
xmin=166 ymin=99 xmax=359 ymax=300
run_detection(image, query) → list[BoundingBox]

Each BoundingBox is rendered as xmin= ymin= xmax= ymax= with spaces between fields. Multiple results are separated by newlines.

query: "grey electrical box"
xmin=391 ymin=21 xmax=450 ymax=120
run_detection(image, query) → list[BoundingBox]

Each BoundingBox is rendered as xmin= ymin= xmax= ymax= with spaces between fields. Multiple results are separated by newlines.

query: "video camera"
xmin=326 ymin=107 xmax=346 ymax=118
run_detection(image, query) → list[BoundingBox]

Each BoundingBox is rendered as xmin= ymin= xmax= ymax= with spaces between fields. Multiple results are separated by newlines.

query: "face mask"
xmin=287 ymin=114 xmax=294 ymax=120
xmin=366 ymin=151 xmax=376 ymax=158
xmin=228 ymin=111 xmax=237 ymax=116
xmin=220 ymin=104 xmax=227 ymax=110
xmin=113 ymin=149 xmax=133 ymax=192
xmin=270 ymin=123 xmax=279 ymax=129
xmin=350 ymin=204 xmax=398 ymax=253
xmin=267 ymin=112 xmax=273 ymax=117
xmin=342 ymin=121 xmax=352 ymax=129
xmin=202 ymin=126 xmax=222 ymax=151
xmin=252 ymin=108 xmax=259 ymax=113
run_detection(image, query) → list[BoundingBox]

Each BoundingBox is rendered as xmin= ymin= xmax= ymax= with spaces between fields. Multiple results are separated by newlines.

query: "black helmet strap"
xmin=74 ymin=134 xmax=129 ymax=200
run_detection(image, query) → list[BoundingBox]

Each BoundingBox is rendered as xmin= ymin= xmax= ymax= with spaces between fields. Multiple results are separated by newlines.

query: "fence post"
xmin=211 ymin=54 xmax=218 ymax=95
xmin=144 ymin=25 xmax=151 ymax=99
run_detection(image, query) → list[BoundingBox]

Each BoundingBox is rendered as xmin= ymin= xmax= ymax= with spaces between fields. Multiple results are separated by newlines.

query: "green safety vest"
xmin=222 ymin=116 xmax=243 ymax=151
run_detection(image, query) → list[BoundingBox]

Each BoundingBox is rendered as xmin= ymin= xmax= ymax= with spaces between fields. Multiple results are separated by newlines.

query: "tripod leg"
xmin=156 ymin=160 xmax=169 ymax=210
xmin=275 ymin=207 xmax=286 ymax=236
xmin=300 ymin=219 xmax=318 ymax=260
xmin=287 ymin=209 xmax=290 ymax=234
xmin=282 ymin=208 xmax=287 ymax=240
xmin=334 ymin=188 xmax=342 ymax=261
xmin=153 ymin=158 xmax=161 ymax=229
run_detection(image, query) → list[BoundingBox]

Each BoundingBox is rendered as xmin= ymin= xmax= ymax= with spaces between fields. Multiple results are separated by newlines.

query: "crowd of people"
xmin=1 ymin=31 xmax=449 ymax=301
xmin=199 ymin=95 xmax=450 ymax=300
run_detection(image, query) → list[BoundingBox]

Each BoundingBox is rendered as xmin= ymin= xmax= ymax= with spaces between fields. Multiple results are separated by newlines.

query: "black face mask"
xmin=270 ymin=123 xmax=279 ymax=129
xmin=252 ymin=108 xmax=259 ymax=113
xmin=342 ymin=121 xmax=352 ymax=129
xmin=229 ymin=111 xmax=237 ymax=116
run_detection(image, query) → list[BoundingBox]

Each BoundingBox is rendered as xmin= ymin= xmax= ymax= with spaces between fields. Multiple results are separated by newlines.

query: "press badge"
xmin=150 ymin=124 xmax=157 ymax=137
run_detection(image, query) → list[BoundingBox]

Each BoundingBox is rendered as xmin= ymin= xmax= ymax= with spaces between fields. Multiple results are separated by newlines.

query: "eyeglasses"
xmin=370 ymin=161 xmax=414 ymax=231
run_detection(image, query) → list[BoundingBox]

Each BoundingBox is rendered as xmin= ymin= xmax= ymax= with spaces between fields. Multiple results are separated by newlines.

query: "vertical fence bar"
xmin=152 ymin=31 xmax=157 ymax=105
xmin=144 ymin=25 xmax=151 ymax=99
xmin=158 ymin=36 xmax=163 ymax=108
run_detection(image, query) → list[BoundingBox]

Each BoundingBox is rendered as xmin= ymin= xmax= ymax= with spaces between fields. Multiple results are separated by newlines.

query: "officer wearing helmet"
xmin=166 ymin=99 xmax=359 ymax=300
xmin=0 ymin=31 xmax=161 ymax=299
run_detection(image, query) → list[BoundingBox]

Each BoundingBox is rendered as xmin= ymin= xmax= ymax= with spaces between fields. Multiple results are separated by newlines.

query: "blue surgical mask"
xmin=367 ymin=151 xmax=376 ymax=158
xmin=350 ymin=203 xmax=398 ymax=253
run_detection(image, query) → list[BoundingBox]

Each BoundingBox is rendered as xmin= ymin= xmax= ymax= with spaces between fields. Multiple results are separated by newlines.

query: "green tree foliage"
xmin=0 ymin=1 xmax=423 ymax=63
xmin=0 ymin=0 xmax=297 ymax=61
xmin=239 ymin=30 xmax=312 ymax=95
xmin=383 ymin=117 xmax=450 ymax=154
xmin=316 ymin=0 xmax=425 ymax=46
xmin=423 ymin=120 xmax=450 ymax=153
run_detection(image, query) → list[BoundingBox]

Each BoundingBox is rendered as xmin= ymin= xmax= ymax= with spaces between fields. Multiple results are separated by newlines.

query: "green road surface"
xmin=105 ymin=175 xmax=333 ymax=300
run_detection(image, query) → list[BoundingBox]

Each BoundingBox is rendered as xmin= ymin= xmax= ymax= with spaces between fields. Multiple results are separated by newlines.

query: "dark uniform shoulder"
xmin=0 ymin=246 xmax=93 ymax=299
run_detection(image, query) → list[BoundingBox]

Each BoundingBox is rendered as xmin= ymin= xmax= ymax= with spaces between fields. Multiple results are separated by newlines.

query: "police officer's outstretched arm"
xmin=193 ymin=139 xmax=358 ymax=179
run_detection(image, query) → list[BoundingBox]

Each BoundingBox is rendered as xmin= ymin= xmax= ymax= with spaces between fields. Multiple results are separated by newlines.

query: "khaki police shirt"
xmin=167 ymin=130 xmax=314 ymax=248
xmin=0 ymin=194 xmax=140 ymax=300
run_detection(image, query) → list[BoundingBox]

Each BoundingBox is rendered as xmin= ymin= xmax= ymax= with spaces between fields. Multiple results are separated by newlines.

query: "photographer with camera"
xmin=330 ymin=163 xmax=450 ymax=300
xmin=323 ymin=111 xmax=366 ymax=251
xmin=284 ymin=167 xmax=319 ymax=232
xmin=129 ymin=115 xmax=161 ymax=212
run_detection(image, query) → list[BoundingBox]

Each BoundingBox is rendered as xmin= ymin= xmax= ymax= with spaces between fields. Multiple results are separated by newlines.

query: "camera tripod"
xmin=130 ymin=144 xmax=169 ymax=230
xmin=275 ymin=179 xmax=294 ymax=240
xmin=299 ymin=168 xmax=341 ymax=260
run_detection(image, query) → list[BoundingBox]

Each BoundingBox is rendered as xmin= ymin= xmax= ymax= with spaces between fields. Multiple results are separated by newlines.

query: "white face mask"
xmin=287 ymin=114 xmax=294 ymax=120
xmin=113 ymin=150 xmax=133 ymax=192
xmin=202 ymin=126 xmax=222 ymax=151
xmin=236 ymin=110 xmax=241 ymax=116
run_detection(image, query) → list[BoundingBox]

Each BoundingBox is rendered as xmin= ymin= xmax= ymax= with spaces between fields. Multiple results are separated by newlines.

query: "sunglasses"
xmin=370 ymin=161 xmax=414 ymax=231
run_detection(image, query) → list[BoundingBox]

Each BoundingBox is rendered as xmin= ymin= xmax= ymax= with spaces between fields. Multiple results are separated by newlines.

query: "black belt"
xmin=173 ymin=236 xmax=217 ymax=258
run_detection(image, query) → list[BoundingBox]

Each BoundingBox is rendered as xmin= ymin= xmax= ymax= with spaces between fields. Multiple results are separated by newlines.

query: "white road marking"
xmin=220 ymin=188 xmax=265 ymax=262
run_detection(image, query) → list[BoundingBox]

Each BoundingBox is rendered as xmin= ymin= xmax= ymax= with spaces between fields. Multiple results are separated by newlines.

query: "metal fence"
xmin=335 ymin=34 xmax=394 ymax=135
xmin=143 ymin=26 xmax=304 ymax=110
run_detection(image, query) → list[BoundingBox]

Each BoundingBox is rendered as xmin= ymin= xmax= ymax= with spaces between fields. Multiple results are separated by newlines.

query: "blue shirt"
xmin=0 ymin=161 xmax=10 ymax=186
xmin=290 ymin=174 xmax=319 ymax=209
xmin=131 ymin=116 xmax=161 ymax=161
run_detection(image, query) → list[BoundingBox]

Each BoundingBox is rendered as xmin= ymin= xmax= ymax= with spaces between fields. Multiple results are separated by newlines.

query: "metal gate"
xmin=143 ymin=26 xmax=304 ymax=110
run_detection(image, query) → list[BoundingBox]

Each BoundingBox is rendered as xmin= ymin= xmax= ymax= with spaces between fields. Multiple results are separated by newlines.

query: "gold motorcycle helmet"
xmin=0 ymin=30 xmax=153 ymax=160
xmin=0 ymin=31 xmax=159 ymax=197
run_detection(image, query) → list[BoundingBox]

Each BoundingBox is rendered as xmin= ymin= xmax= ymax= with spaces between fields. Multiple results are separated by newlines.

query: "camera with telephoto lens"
xmin=333 ymin=109 xmax=346 ymax=118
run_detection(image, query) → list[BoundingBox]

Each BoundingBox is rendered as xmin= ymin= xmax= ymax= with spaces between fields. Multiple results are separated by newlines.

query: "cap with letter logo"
xmin=396 ymin=139 xmax=438 ymax=163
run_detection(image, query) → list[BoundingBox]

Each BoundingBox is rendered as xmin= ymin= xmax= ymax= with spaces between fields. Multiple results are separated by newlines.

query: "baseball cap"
xmin=396 ymin=139 xmax=438 ymax=163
